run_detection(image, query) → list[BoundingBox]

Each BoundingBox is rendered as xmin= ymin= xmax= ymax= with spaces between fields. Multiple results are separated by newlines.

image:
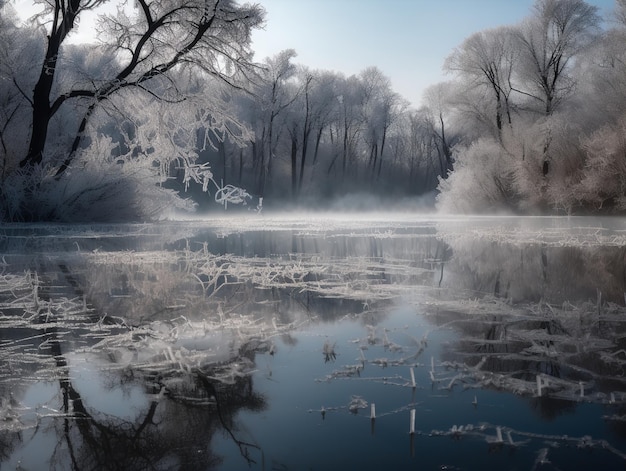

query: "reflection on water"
xmin=1 ymin=215 xmax=626 ymax=469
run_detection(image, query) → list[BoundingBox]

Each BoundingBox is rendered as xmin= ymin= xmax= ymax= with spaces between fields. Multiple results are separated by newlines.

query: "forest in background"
xmin=1 ymin=0 xmax=626 ymax=221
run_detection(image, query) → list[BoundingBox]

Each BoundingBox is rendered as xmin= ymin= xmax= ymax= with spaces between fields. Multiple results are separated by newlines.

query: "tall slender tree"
xmin=514 ymin=0 xmax=600 ymax=115
xmin=445 ymin=26 xmax=517 ymax=136
xmin=253 ymin=49 xmax=299 ymax=195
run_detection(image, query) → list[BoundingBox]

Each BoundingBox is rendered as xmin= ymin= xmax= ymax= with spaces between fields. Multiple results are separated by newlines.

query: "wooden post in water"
xmin=410 ymin=367 xmax=416 ymax=388
xmin=409 ymin=409 xmax=416 ymax=434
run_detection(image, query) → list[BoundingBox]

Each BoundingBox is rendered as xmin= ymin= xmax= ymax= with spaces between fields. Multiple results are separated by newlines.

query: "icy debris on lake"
xmin=5 ymin=221 xmax=626 ymax=418
xmin=435 ymin=216 xmax=626 ymax=247
xmin=4 ymin=216 xmax=626 ymax=467
xmin=0 ymin=255 xmax=298 ymax=430
xmin=427 ymin=422 xmax=626 ymax=461
xmin=416 ymin=290 xmax=626 ymax=404
xmin=348 ymin=395 xmax=368 ymax=413
xmin=308 ymin=282 xmax=626 ymax=409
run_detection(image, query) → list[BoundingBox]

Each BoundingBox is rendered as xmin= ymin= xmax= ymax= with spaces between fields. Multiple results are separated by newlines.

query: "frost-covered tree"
xmin=23 ymin=0 xmax=262 ymax=172
xmin=617 ymin=0 xmax=626 ymax=25
xmin=249 ymin=49 xmax=299 ymax=196
xmin=514 ymin=0 xmax=600 ymax=115
xmin=2 ymin=0 xmax=263 ymax=221
xmin=437 ymin=138 xmax=515 ymax=213
xmin=421 ymin=82 xmax=460 ymax=179
xmin=436 ymin=0 xmax=611 ymax=214
xmin=326 ymin=74 xmax=365 ymax=178
xmin=0 ymin=6 xmax=41 ymax=181
xmin=574 ymin=1 xmax=626 ymax=125
xmin=574 ymin=117 xmax=626 ymax=210
xmin=403 ymin=110 xmax=442 ymax=192
xmin=359 ymin=66 xmax=404 ymax=179
xmin=294 ymin=68 xmax=338 ymax=194
xmin=445 ymin=26 xmax=517 ymax=136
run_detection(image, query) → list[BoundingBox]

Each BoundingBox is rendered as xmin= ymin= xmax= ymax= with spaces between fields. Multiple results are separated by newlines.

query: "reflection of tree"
xmin=0 ymin=224 xmax=450 ymax=469
xmin=442 ymin=235 xmax=626 ymax=305
xmin=527 ymin=396 xmax=577 ymax=422
xmin=0 ymin=428 xmax=21 ymax=464
xmin=39 ymin=327 xmax=267 ymax=470
xmin=432 ymin=234 xmax=626 ymax=422
xmin=431 ymin=292 xmax=626 ymax=421
xmin=0 ymin=254 xmax=273 ymax=470
xmin=426 ymin=223 xmax=626 ymax=422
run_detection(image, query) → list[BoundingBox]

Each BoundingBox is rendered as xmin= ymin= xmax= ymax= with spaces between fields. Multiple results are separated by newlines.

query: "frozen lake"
xmin=1 ymin=213 xmax=626 ymax=470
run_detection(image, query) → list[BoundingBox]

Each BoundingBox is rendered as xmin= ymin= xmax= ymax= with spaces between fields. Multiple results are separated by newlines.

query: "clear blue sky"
xmin=251 ymin=0 xmax=617 ymax=108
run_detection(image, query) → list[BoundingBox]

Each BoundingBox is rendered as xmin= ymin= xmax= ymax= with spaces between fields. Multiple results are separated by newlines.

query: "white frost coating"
xmin=182 ymin=163 xmax=255 ymax=209
xmin=214 ymin=184 xmax=253 ymax=208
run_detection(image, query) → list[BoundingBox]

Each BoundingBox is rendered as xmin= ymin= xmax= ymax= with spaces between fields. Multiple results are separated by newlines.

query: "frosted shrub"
xmin=509 ymin=126 xmax=550 ymax=211
xmin=510 ymin=115 xmax=586 ymax=213
xmin=17 ymin=133 xmax=195 ymax=222
xmin=576 ymin=118 xmax=626 ymax=211
xmin=437 ymin=138 xmax=514 ymax=213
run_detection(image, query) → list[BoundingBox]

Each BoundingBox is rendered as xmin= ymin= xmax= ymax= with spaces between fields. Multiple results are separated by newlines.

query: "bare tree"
xmin=514 ymin=0 xmax=600 ymax=115
xmin=330 ymin=74 xmax=365 ymax=177
xmin=359 ymin=66 xmax=405 ymax=179
xmin=253 ymin=49 xmax=299 ymax=195
xmin=19 ymin=0 xmax=263 ymax=175
xmin=422 ymin=82 xmax=460 ymax=179
xmin=445 ymin=26 xmax=517 ymax=136
xmin=301 ymin=70 xmax=338 ymax=186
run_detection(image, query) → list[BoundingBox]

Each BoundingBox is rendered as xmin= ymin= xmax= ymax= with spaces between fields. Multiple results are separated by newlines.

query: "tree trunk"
xmin=369 ymin=142 xmax=377 ymax=176
xmin=219 ymin=140 xmax=226 ymax=186
xmin=342 ymin=118 xmax=348 ymax=176
xmin=238 ymin=148 xmax=243 ymax=186
xmin=377 ymin=126 xmax=387 ymax=178
xmin=312 ymin=126 xmax=323 ymax=165
xmin=21 ymin=42 xmax=60 ymax=168
xmin=298 ymin=129 xmax=309 ymax=196
xmin=55 ymin=102 xmax=97 ymax=177
xmin=21 ymin=0 xmax=82 ymax=169
xmin=290 ymin=134 xmax=298 ymax=198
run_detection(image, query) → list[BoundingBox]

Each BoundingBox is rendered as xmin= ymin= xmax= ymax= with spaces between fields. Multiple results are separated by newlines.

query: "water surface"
xmin=1 ymin=214 xmax=626 ymax=470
